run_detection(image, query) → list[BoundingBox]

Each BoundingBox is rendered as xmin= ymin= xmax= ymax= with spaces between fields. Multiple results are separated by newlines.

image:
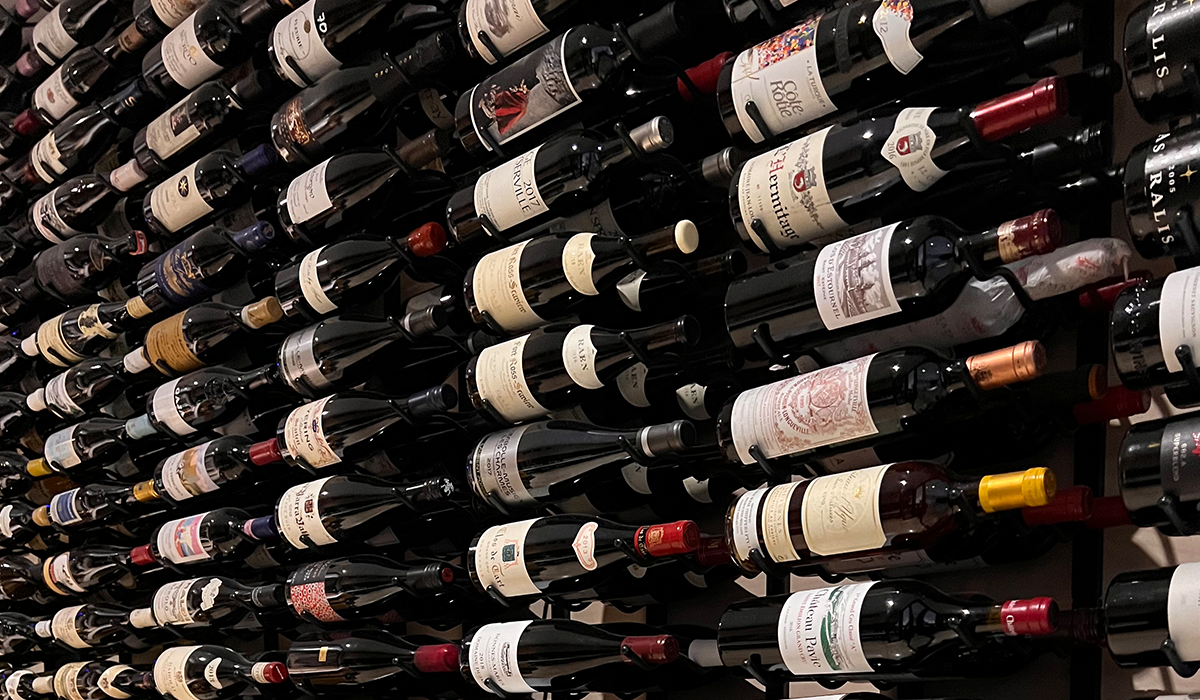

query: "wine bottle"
xmin=732 ymin=78 xmax=1067 ymax=253
xmin=1111 ymin=270 xmax=1200 ymax=408
xmin=467 ymin=513 xmax=698 ymax=600
xmin=273 ymin=308 xmax=446 ymax=399
xmin=724 ymin=210 xmax=1061 ymax=364
xmin=124 ymin=365 xmax=286 ymax=441
xmin=1124 ymin=0 xmax=1199 ymax=124
xmin=140 ymin=2 xmax=255 ymax=102
xmin=26 ymin=417 xmax=140 ymax=476
xmin=0 ymin=612 xmax=46 ymax=658
xmin=25 ymin=35 xmax=143 ymax=131
xmin=126 ymin=0 xmax=207 ymax=48
xmin=151 ymin=645 xmax=288 ymax=700
xmin=273 ymin=224 xmax=446 ymax=323
xmin=39 ymin=545 xmax=143 ymax=597
xmin=269 ymin=474 xmax=460 ymax=550
xmin=463 ymin=317 xmax=698 ymax=424
xmin=131 ymin=221 xmax=275 ymax=314
xmin=30 ymin=232 xmax=149 ymax=305
xmin=251 ymin=386 xmax=458 ymax=471
xmin=0 ymin=502 xmax=40 ymax=549
xmin=464 ymin=220 xmax=699 ymax=334
xmin=34 ymin=603 xmax=131 ymax=650
xmin=280 ymin=555 xmax=455 ymax=624
xmin=0 ymin=338 xmax=30 ymax=387
xmin=1117 ymin=413 xmax=1200 ymax=535
xmin=0 ymin=556 xmax=56 ymax=607
xmin=136 ymin=435 xmax=278 ymax=505
xmin=590 ymin=249 xmax=748 ymax=325
xmin=20 ymin=300 xmax=146 ymax=367
xmin=130 ymin=297 xmax=284 ymax=377
xmin=715 ymin=341 xmax=1047 ymax=468
xmin=37 ymin=480 xmax=161 ymax=528
xmin=467 ymin=419 xmax=695 ymax=509
xmin=446 ymin=118 xmax=674 ymax=247
xmin=27 ymin=355 xmax=148 ymax=420
xmin=716 ymin=582 xmax=1057 ymax=679
xmin=51 ymin=661 xmax=154 ymax=700
xmin=461 ymin=620 xmax=678 ymax=694
xmin=131 ymin=508 xmax=279 ymax=568
xmin=0 ymin=8 xmax=23 ymax=64
xmin=25 ymin=174 xmax=123 ymax=247
xmin=268 ymin=0 xmax=406 ymax=86
xmin=139 ymin=146 xmax=279 ymax=236
xmin=24 ymin=0 xmax=123 ymax=71
xmin=285 ymin=630 xmax=459 ymax=689
xmin=2 ymin=668 xmax=54 ymax=699
xmin=0 ymin=275 xmax=52 ymax=332
xmin=128 ymin=576 xmax=282 ymax=629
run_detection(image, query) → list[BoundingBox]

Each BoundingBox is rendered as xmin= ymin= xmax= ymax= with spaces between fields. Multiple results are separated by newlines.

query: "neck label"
xmin=562 ymin=325 xmax=603 ymax=390
xmin=562 ymin=233 xmax=599 ymax=296
xmin=813 ymin=223 xmax=901 ymax=330
xmin=880 ymin=108 xmax=948 ymax=192
xmin=872 ymin=1 xmax=923 ymax=74
xmin=97 ymin=665 xmax=134 ymax=699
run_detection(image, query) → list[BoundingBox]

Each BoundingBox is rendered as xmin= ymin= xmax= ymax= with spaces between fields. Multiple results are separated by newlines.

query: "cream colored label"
xmin=154 ymin=647 xmax=202 ymax=700
xmin=473 ymin=519 xmax=540 ymax=597
xmin=33 ymin=5 xmax=78 ymax=63
xmin=151 ymin=378 xmax=197 ymax=436
xmin=472 ymin=240 xmax=545 ymax=332
xmin=761 ymin=482 xmax=801 ymax=563
xmin=880 ymin=108 xmax=948 ymax=192
xmin=34 ymin=67 xmax=78 ymax=121
xmin=465 ymin=0 xmax=547 ymax=64
xmin=778 ymin=584 xmax=874 ymax=674
xmin=97 ymin=665 xmax=134 ymax=699
xmin=54 ymin=662 xmax=88 ymax=700
xmin=31 ymin=133 xmax=67 ymax=184
xmin=283 ymin=396 xmax=340 ymax=468
xmin=801 ymin=465 xmax=889 ymax=556
xmin=298 ymin=246 xmax=338 ymax=314
xmin=730 ymin=487 xmax=768 ymax=564
xmin=474 ymin=336 xmax=548 ymax=422
xmin=468 ymin=621 xmax=537 ymax=694
xmin=145 ymin=98 xmax=202 ymax=160
xmin=474 ymin=146 xmax=547 ymax=232
xmin=562 ymin=325 xmax=602 ymax=390
xmin=52 ymin=605 xmax=89 ymax=648
xmin=813 ymin=223 xmax=901 ymax=330
xmin=150 ymin=0 xmax=201 ymax=28
xmin=160 ymin=442 xmax=217 ymax=501
xmin=31 ymin=191 xmax=80 ymax=244
xmin=562 ymin=233 xmax=599 ymax=295
xmin=276 ymin=477 xmax=338 ymax=548
xmin=160 ymin=15 xmax=223 ymax=89
xmin=150 ymin=162 xmax=214 ymax=233
xmin=152 ymin=579 xmax=198 ymax=624
xmin=286 ymin=159 xmax=334 ymax=225
xmin=1161 ymin=268 xmax=1200 ymax=374
xmin=272 ymin=1 xmax=342 ymax=86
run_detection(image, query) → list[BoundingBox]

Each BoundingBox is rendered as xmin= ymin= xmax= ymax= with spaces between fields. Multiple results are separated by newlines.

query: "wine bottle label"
xmin=675 ymin=383 xmax=709 ymax=420
xmin=616 ymin=270 xmax=646 ymax=312
xmin=286 ymin=561 xmax=344 ymax=622
xmin=736 ymin=127 xmax=848 ymax=252
xmin=30 ymin=132 xmax=68 ymax=185
xmin=154 ymin=244 xmax=218 ymax=308
xmin=730 ymin=486 xmax=768 ymax=564
xmin=157 ymin=514 xmax=212 ymax=563
xmin=151 ymin=378 xmax=199 ymax=436
xmin=33 ymin=5 xmax=78 ymax=63
xmin=571 ymin=521 xmax=599 ymax=570
xmin=1169 ymin=562 xmax=1200 ymax=659
xmin=152 ymin=579 xmax=201 ymax=624
xmin=6 ymin=670 xmax=33 ymax=700
xmin=729 ymin=17 xmax=837 ymax=143
xmin=276 ymin=477 xmax=338 ymax=548
xmin=419 ymin=87 xmax=455 ymax=129
xmin=730 ymin=354 xmax=878 ymax=464
xmin=0 ymin=504 xmax=12 ymax=540
xmin=622 ymin=464 xmax=652 ymax=495
xmin=474 ymin=336 xmax=549 ymax=422
xmin=35 ymin=314 xmax=77 ymax=367
xmin=49 ymin=488 xmax=84 ymax=525
xmin=473 ymin=519 xmax=541 ymax=597
xmin=43 ymin=425 xmax=82 ymax=469
xmin=51 ymin=605 xmax=90 ymax=648
xmin=1159 ymin=416 xmax=1200 ymax=502
xmin=285 ymin=159 xmax=334 ymax=225
xmin=872 ymin=0 xmax=923 ymax=74
xmin=800 ymin=465 xmax=888 ymax=556
xmin=562 ymin=325 xmax=603 ymax=390
xmin=616 ymin=363 xmax=651 ymax=408
xmin=880 ymin=108 xmax=948 ymax=192
xmin=1160 ymin=268 xmax=1200 ymax=374
xmin=272 ymin=1 xmax=342 ymax=87
xmin=154 ymin=646 xmax=203 ymax=700
xmin=161 ymin=15 xmax=223 ymax=90
xmin=560 ymin=233 xmax=601 ymax=296
xmin=151 ymin=0 xmax=202 ymax=29
xmin=98 ymin=665 xmax=135 ymax=699
xmin=44 ymin=372 xmax=85 ymax=417
xmin=31 ymin=191 xmax=82 ymax=244
xmin=145 ymin=314 xmax=205 ymax=374
xmin=474 ymin=146 xmax=549 ymax=232
xmin=53 ymin=662 xmax=89 ymax=700
xmin=279 ymin=327 xmax=329 ymax=395
xmin=43 ymin=551 xmax=85 ymax=594
xmin=777 ymin=584 xmax=874 ymax=674
xmin=469 ymin=425 xmax=535 ymax=506
xmin=151 ymin=162 xmax=215 ymax=233
xmin=160 ymin=441 xmax=218 ymax=501
xmin=472 ymin=240 xmax=545 ymax=332
xmin=298 ymin=246 xmax=338 ymax=314
xmin=468 ymin=32 xmax=580 ymax=150
xmin=33 ymin=65 xmax=79 ymax=121
xmin=282 ymin=396 xmax=341 ymax=468
xmin=757 ymin=482 xmax=801 ymax=562
xmin=813 ymin=222 xmax=901 ymax=330
xmin=465 ymin=0 xmax=547 ymax=64
xmin=468 ymin=621 xmax=537 ymax=694
xmin=146 ymin=98 xmax=203 ymax=160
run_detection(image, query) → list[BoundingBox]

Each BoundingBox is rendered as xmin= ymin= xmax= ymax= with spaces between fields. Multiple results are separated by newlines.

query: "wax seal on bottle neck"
xmin=966 ymin=340 xmax=1046 ymax=390
xmin=999 ymin=597 xmax=1059 ymax=636
xmin=979 ymin=467 xmax=1056 ymax=513
xmin=995 ymin=209 xmax=1062 ymax=263
xmin=1022 ymin=485 xmax=1091 ymax=526
xmin=636 ymin=520 xmax=701 ymax=557
xmin=621 ymin=635 xmax=679 ymax=664
xmin=405 ymin=222 xmax=447 ymax=258
xmin=249 ymin=439 xmax=283 ymax=466
xmin=412 ymin=644 xmax=461 ymax=674
xmin=129 ymin=544 xmax=155 ymax=566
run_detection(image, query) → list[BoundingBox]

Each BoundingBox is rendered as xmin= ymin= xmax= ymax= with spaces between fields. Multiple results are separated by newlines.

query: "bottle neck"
xmin=237 ymin=364 xmax=281 ymax=393
xmin=961 ymin=597 xmax=1057 ymax=638
xmin=99 ymin=80 xmax=155 ymax=127
xmin=246 ymin=583 xmax=286 ymax=609
xmin=228 ymin=222 xmax=275 ymax=254
xmin=967 ymin=77 xmax=1065 ymax=142
xmin=620 ymin=317 xmax=697 ymax=355
xmin=105 ymin=231 xmax=149 ymax=262
xmin=958 ymin=210 xmax=1061 ymax=266
xmin=394 ymin=477 xmax=457 ymax=510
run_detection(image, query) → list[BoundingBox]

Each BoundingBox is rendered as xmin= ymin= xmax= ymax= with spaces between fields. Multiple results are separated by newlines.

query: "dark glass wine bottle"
xmin=1118 ymin=413 xmax=1200 ymax=534
xmin=139 ymin=146 xmax=279 ymax=235
xmin=446 ymin=118 xmax=674 ymax=248
xmin=268 ymin=0 xmax=407 ymax=86
xmin=26 ymin=417 xmax=137 ymax=476
xmin=25 ymin=34 xmax=142 ymax=129
xmin=25 ymin=0 xmax=123 ymax=70
xmin=131 ymin=297 xmax=284 ymax=377
xmin=131 ymin=508 xmax=279 ymax=568
xmin=35 ymin=603 xmax=131 ymax=650
xmin=273 ymin=225 xmax=445 ymax=323
xmin=0 ymin=452 xmax=31 ymax=497
xmin=0 ymin=275 xmax=52 ymax=331
xmin=1102 ymin=564 xmax=1200 ymax=670
xmin=30 ymin=232 xmax=148 ymax=306
xmin=0 ymin=556 xmax=55 ymax=607
xmin=39 ymin=545 xmax=143 ymax=597
xmin=464 ymin=220 xmax=699 ymax=334
xmin=463 ymin=317 xmax=698 ymax=424
xmin=26 ymin=174 xmax=123 ymax=246
xmin=286 ymin=630 xmax=459 ymax=690
xmin=20 ymin=300 xmax=145 ymax=367
xmin=128 ymin=576 xmax=282 ymax=629
xmin=1123 ymin=1 xmax=1198 ymax=125
xmin=50 ymin=661 xmax=155 ymax=700
xmin=151 ymin=645 xmax=289 ymax=700
xmin=140 ymin=2 xmax=255 ymax=102
xmin=38 ymin=480 xmax=161 ymax=529
xmin=127 ymin=0 xmax=207 ymax=47
xmin=27 ymin=355 xmax=148 ymax=420
xmin=137 ymin=435 xmax=273 ymax=505
xmin=1112 ymin=271 xmax=1200 ymax=408
xmin=280 ymin=555 xmax=455 ymax=624
xmin=0 ymin=612 xmax=45 ymax=658
xmin=0 ymin=668 xmax=54 ymax=698
xmin=124 ymin=364 xmax=285 ymax=441
xmin=0 ymin=392 xmax=38 ymax=446
xmin=0 ymin=502 xmax=40 ymax=549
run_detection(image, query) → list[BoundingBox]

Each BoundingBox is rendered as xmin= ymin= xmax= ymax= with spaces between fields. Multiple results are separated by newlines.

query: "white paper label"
xmin=97 ymin=666 xmax=134 ymax=699
xmin=152 ymin=579 xmax=199 ymax=624
xmin=161 ymin=15 xmax=223 ymax=90
xmin=730 ymin=487 xmax=768 ymax=564
xmin=616 ymin=363 xmax=650 ymax=408
xmin=872 ymin=0 xmax=923 ymax=74
xmin=801 ymin=465 xmax=889 ymax=556
xmin=154 ymin=646 xmax=202 ymax=700
xmin=813 ymin=223 xmax=901 ymax=330
xmin=880 ymin=108 xmax=948 ymax=192
xmin=151 ymin=378 xmax=197 ymax=436
xmin=33 ymin=6 xmax=78 ymax=63
xmin=150 ymin=0 xmax=201 ymax=28
xmin=474 ymin=146 xmax=548 ymax=233
xmin=31 ymin=191 xmax=81 ymax=244
xmin=30 ymin=132 xmax=67 ymax=184
xmin=469 ymin=425 xmax=535 ymax=506
xmin=160 ymin=441 xmax=218 ymax=502
xmin=474 ymin=336 xmax=549 ymax=422
xmin=298 ymin=246 xmax=338 ymax=314
xmin=736 ymin=127 xmax=848 ymax=253
xmin=286 ymin=159 xmax=334 ymax=225
xmin=272 ymin=1 xmax=342 ymax=86
xmin=43 ymin=425 xmax=81 ymax=469
xmin=54 ymin=662 xmax=89 ymax=700
xmin=0 ymin=505 xmax=12 ymax=539
xmin=283 ymin=396 xmax=340 ymax=468
xmin=44 ymin=552 xmax=85 ymax=593
xmin=562 ymin=233 xmax=599 ymax=295
xmin=157 ymin=514 xmax=211 ymax=564
xmin=1168 ymin=562 xmax=1200 ymax=660
xmin=730 ymin=354 xmax=878 ymax=465
xmin=202 ymin=660 xmax=223 ymax=689
xmin=277 ymin=477 xmax=337 ymax=548
xmin=473 ymin=519 xmax=540 ymax=598
xmin=777 ymin=584 xmax=874 ymax=675
xmin=150 ymin=161 xmax=215 ymax=233
xmin=6 ymin=670 xmax=32 ymax=700
xmin=621 ymin=464 xmax=651 ymax=495
xmin=44 ymin=372 xmax=84 ymax=417
xmin=34 ymin=66 xmax=79 ymax=121
xmin=465 ymin=0 xmax=547 ymax=64
xmin=729 ymin=16 xmax=836 ymax=143
xmin=145 ymin=98 xmax=203 ymax=160
xmin=1161 ymin=268 xmax=1200 ymax=374
xmin=562 ymin=325 xmax=602 ymax=390
xmin=468 ymin=621 xmax=537 ymax=694
xmin=279 ymin=326 xmax=328 ymax=394
xmin=52 ymin=606 xmax=89 ymax=648
xmin=472 ymin=240 xmax=545 ymax=332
